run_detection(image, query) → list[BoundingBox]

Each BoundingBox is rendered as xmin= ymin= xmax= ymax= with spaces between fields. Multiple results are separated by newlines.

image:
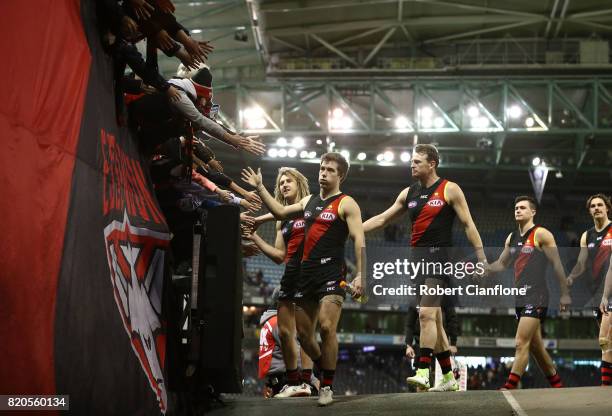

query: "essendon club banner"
xmin=2 ymin=0 xmax=171 ymax=414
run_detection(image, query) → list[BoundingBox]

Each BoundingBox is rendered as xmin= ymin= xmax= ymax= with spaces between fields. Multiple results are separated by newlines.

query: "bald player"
xmin=363 ymin=144 xmax=487 ymax=392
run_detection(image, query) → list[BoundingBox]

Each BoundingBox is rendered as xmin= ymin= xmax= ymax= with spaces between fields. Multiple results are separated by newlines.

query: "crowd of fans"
xmin=99 ymin=0 xmax=267 ymax=276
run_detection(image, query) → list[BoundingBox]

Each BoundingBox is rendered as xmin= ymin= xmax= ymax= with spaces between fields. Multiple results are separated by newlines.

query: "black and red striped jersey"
xmin=301 ymin=193 xmax=348 ymax=266
xmin=405 ymin=178 xmax=456 ymax=247
xmin=280 ymin=218 xmax=305 ymax=267
xmin=509 ymin=225 xmax=549 ymax=304
xmin=585 ymin=222 xmax=612 ymax=293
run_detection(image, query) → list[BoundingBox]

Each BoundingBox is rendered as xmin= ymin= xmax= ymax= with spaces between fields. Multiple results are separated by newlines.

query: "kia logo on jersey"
xmin=602 ymin=238 xmax=612 ymax=246
xmin=427 ymin=199 xmax=444 ymax=207
xmin=408 ymin=200 xmax=417 ymax=208
xmin=521 ymin=246 xmax=534 ymax=254
xmin=294 ymin=219 xmax=305 ymax=228
xmin=320 ymin=212 xmax=336 ymax=221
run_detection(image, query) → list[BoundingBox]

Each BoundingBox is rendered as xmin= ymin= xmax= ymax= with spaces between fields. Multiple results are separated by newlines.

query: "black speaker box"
xmin=195 ymin=205 xmax=243 ymax=393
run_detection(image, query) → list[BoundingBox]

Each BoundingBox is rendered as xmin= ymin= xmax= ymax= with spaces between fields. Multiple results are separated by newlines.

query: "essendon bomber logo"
xmin=101 ymin=130 xmax=170 ymax=413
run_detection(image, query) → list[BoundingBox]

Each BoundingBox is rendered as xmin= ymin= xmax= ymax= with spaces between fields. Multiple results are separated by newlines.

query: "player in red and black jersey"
xmin=243 ymin=153 xmax=365 ymax=406
xmin=363 ymin=144 xmax=487 ymax=392
xmin=248 ymin=167 xmax=315 ymax=397
xmin=602 ymin=245 xmax=612 ymax=387
xmin=567 ymin=193 xmax=612 ymax=385
xmin=487 ymin=196 xmax=571 ymax=390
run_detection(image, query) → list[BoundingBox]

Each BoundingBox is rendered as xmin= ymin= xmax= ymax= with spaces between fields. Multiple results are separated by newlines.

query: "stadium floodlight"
xmin=339 ymin=117 xmax=353 ymax=129
xmin=276 ymin=137 xmax=287 ymax=146
xmin=421 ymin=118 xmax=433 ymax=129
xmin=395 ymin=116 xmax=410 ymax=130
xmin=340 ymin=150 xmax=350 ymax=160
xmin=433 ymin=117 xmax=445 ymax=129
xmin=268 ymin=148 xmax=278 ymax=158
xmin=330 ymin=107 xmax=353 ymax=131
xmin=470 ymin=117 xmax=490 ymax=129
xmin=292 ymin=136 xmax=304 ymax=148
xmin=287 ymin=148 xmax=297 ymax=158
xmin=278 ymin=148 xmax=287 ymax=158
xmin=467 ymin=106 xmax=479 ymax=118
xmin=308 ymin=151 xmax=317 ymax=159
xmin=400 ymin=152 xmax=411 ymax=162
xmin=332 ymin=107 xmax=344 ymax=118
xmin=376 ymin=153 xmax=384 ymax=162
xmin=316 ymin=139 xmax=323 ymax=145
xmin=420 ymin=107 xmax=433 ymax=119
xmin=532 ymin=156 xmax=541 ymax=166
xmin=383 ymin=151 xmax=394 ymax=162
xmin=357 ymin=152 xmax=366 ymax=161
xmin=525 ymin=117 xmax=535 ymax=127
xmin=243 ymin=106 xmax=267 ymax=130
xmin=508 ymin=105 xmax=522 ymax=119
xmin=299 ymin=150 xmax=308 ymax=158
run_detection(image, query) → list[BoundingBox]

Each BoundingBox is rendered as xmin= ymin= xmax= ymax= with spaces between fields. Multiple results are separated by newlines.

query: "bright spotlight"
xmin=400 ymin=152 xmax=411 ymax=162
xmin=268 ymin=148 xmax=278 ymax=158
xmin=376 ymin=153 xmax=384 ymax=162
xmin=470 ymin=117 xmax=490 ymax=129
xmin=340 ymin=150 xmax=350 ymax=160
xmin=287 ymin=148 xmax=297 ymax=158
xmin=383 ymin=151 xmax=394 ymax=162
xmin=508 ymin=105 xmax=522 ymax=119
xmin=243 ymin=107 xmax=263 ymax=119
xmin=421 ymin=118 xmax=433 ymax=129
xmin=308 ymin=151 xmax=317 ymax=158
xmin=340 ymin=117 xmax=353 ymax=130
xmin=420 ymin=107 xmax=433 ymax=119
xmin=278 ymin=148 xmax=288 ymax=158
xmin=532 ymin=156 xmax=541 ymax=166
xmin=244 ymin=106 xmax=267 ymax=129
xmin=395 ymin=116 xmax=410 ymax=130
xmin=316 ymin=139 xmax=323 ymax=145
xmin=299 ymin=150 xmax=308 ymax=158
xmin=468 ymin=106 xmax=479 ymax=118
xmin=276 ymin=137 xmax=287 ymax=147
xmin=332 ymin=108 xmax=344 ymax=118
xmin=433 ymin=117 xmax=445 ymax=129
xmin=357 ymin=152 xmax=366 ymax=161
xmin=292 ymin=136 xmax=304 ymax=148
xmin=525 ymin=117 xmax=535 ymax=127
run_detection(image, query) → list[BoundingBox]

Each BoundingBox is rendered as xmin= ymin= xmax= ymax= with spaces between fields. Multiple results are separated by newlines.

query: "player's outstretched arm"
xmin=567 ymin=232 xmax=588 ymax=285
xmin=249 ymin=222 xmax=286 ymax=264
xmin=341 ymin=196 xmax=366 ymax=297
xmin=538 ymin=228 xmax=571 ymax=310
xmin=446 ymin=182 xmax=487 ymax=263
xmin=362 ymin=187 xmax=408 ymax=233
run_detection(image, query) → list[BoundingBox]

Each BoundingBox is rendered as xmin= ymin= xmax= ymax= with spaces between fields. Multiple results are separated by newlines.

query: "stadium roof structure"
xmin=161 ymin=1 xmax=612 ymax=188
